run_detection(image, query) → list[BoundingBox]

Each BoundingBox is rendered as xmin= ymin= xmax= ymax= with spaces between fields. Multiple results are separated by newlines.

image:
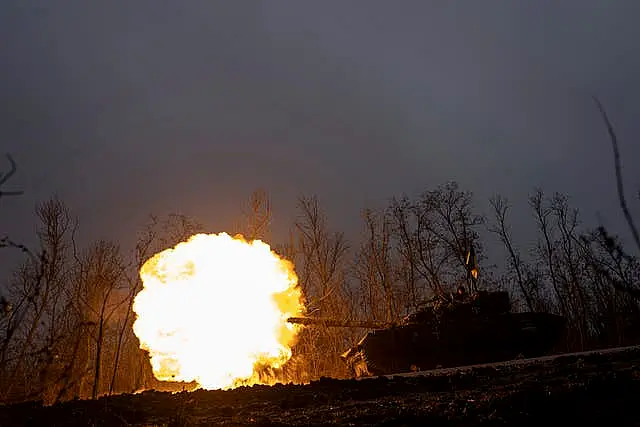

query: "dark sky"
xmin=1 ymin=1 xmax=640 ymax=261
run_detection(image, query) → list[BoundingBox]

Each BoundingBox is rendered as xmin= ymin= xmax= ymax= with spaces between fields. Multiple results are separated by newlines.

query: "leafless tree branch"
xmin=593 ymin=96 xmax=640 ymax=254
xmin=0 ymin=154 xmax=23 ymax=197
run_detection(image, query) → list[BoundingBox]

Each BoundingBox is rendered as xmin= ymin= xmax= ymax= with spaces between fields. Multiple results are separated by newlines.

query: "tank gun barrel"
xmin=287 ymin=316 xmax=389 ymax=329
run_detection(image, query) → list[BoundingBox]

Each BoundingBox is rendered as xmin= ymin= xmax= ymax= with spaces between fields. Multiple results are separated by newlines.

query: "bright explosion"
xmin=132 ymin=232 xmax=304 ymax=390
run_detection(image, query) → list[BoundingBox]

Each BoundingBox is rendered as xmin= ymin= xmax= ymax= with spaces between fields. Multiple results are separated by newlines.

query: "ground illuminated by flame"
xmin=132 ymin=232 xmax=304 ymax=390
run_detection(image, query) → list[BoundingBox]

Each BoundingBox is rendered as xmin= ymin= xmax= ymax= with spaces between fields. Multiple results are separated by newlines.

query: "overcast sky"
xmin=1 ymin=1 xmax=639 ymax=263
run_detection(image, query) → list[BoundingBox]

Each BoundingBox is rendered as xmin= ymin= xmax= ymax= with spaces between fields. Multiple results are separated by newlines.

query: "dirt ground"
xmin=1 ymin=348 xmax=639 ymax=426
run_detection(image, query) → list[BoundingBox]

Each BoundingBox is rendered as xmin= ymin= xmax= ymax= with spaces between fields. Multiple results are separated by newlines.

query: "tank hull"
xmin=340 ymin=311 xmax=565 ymax=376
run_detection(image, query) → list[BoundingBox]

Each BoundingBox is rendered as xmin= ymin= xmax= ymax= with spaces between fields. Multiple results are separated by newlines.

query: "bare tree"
xmin=241 ymin=188 xmax=272 ymax=242
xmin=522 ymin=186 xmax=640 ymax=351
xmin=387 ymin=182 xmax=483 ymax=309
xmin=387 ymin=196 xmax=421 ymax=309
xmin=294 ymin=196 xmax=350 ymax=316
xmin=0 ymin=198 xmax=71 ymax=403
xmin=0 ymin=153 xmax=27 ymax=341
xmin=580 ymin=227 xmax=640 ymax=345
xmin=488 ymin=195 xmax=537 ymax=311
xmin=530 ymin=189 xmax=568 ymax=317
xmin=70 ymin=240 xmax=127 ymax=399
xmin=587 ymin=227 xmax=640 ymax=299
xmin=354 ymin=208 xmax=397 ymax=322
xmin=289 ymin=195 xmax=354 ymax=381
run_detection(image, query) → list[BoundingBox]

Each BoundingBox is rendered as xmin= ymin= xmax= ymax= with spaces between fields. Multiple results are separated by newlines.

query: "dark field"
xmin=1 ymin=347 xmax=639 ymax=426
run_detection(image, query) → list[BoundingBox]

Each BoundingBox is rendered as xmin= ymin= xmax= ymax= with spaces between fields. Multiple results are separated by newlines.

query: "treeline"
xmin=1 ymin=101 xmax=638 ymax=403
xmin=1 ymin=174 xmax=639 ymax=404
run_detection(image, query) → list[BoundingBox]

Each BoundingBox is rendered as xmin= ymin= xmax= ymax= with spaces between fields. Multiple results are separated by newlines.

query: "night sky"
xmin=2 ymin=1 xmax=639 ymax=261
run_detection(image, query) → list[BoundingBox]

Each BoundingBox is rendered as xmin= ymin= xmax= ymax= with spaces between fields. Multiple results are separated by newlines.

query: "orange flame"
xmin=132 ymin=232 xmax=304 ymax=390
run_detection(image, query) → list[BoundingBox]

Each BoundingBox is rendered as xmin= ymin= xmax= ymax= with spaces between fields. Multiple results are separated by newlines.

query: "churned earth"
xmin=1 ymin=347 xmax=639 ymax=426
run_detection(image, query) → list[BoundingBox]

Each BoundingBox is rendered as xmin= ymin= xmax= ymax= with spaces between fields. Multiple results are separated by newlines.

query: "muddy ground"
xmin=1 ymin=348 xmax=639 ymax=426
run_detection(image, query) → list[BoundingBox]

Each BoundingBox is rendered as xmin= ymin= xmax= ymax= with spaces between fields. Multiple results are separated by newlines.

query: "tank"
xmin=287 ymin=290 xmax=565 ymax=377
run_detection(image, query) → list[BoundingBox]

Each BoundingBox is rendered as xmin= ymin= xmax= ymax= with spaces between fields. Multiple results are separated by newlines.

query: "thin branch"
xmin=0 ymin=154 xmax=23 ymax=197
xmin=593 ymin=96 xmax=640 ymax=254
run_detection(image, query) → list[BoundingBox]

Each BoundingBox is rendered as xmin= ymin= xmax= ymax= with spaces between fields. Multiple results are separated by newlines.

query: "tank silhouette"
xmin=287 ymin=289 xmax=565 ymax=377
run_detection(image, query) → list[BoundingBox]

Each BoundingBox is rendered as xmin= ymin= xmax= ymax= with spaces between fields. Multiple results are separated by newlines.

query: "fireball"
xmin=132 ymin=232 xmax=304 ymax=390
